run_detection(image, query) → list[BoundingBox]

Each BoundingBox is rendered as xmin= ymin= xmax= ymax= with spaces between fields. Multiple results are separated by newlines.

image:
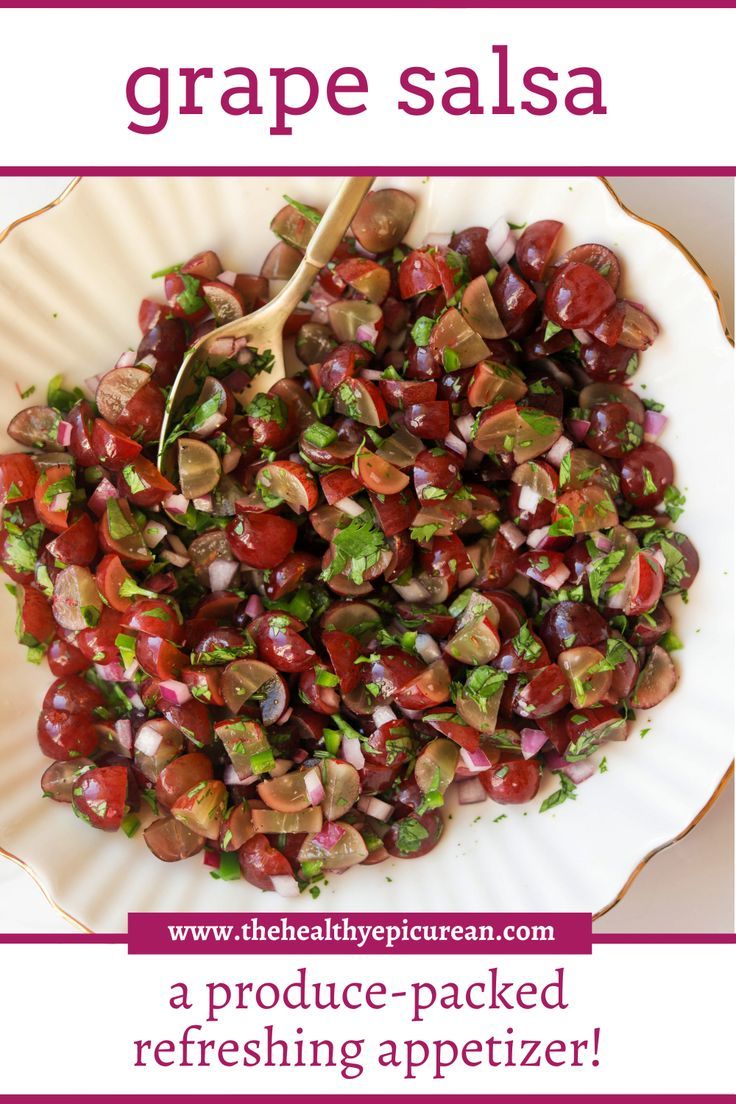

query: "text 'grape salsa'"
xmin=0 ymin=188 xmax=698 ymax=897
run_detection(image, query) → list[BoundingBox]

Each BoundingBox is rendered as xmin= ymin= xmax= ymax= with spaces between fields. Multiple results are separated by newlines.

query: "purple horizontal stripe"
xmin=0 ymin=1 xmax=734 ymax=7
xmin=0 ymin=933 xmax=124 ymax=943
xmin=593 ymin=933 xmax=736 ymax=944
xmin=127 ymin=910 xmax=592 ymax=954
xmin=1 ymin=1097 xmax=734 ymax=1103
xmin=0 ymin=930 xmax=733 ymax=945
xmin=0 ymin=166 xmax=734 ymax=177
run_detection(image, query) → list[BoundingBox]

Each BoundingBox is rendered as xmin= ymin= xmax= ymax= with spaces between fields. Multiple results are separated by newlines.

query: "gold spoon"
xmin=156 ymin=176 xmax=375 ymax=478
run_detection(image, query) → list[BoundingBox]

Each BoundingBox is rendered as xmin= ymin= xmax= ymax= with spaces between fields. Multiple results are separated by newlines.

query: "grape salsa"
xmin=0 ymin=188 xmax=698 ymax=897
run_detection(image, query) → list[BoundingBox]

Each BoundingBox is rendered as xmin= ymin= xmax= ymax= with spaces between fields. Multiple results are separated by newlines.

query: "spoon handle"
xmin=306 ymin=176 xmax=375 ymax=268
xmin=270 ymin=176 xmax=375 ymax=319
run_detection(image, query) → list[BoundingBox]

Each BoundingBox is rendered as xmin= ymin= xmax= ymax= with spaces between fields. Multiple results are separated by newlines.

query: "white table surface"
xmin=0 ymin=176 xmax=732 ymax=934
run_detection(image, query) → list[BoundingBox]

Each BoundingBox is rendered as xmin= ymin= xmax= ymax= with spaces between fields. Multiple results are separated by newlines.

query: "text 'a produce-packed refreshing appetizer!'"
xmin=0 ymin=187 xmax=698 ymax=896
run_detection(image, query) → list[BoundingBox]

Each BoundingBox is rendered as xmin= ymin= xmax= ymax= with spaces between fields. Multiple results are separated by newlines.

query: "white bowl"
xmin=0 ymin=175 xmax=732 ymax=932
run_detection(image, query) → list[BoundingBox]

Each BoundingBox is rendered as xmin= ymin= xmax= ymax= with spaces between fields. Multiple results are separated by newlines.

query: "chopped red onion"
xmin=651 ymin=547 xmax=668 ymax=571
xmin=312 ymin=821 xmax=346 ymax=851
xmin=545 ymin=434 xmax=573 ymax=467
xmin=143 ymin=520 xmax=167 ymax=548
xmin=359 ymin=368 xmax=384 ymax=381
xmin=568 ymin=418 xmax=591 ymax=442
xmin=161 ymin=550 xmax=190 ymax=568
xmin=518 ymin=485 xmax=541 ymax=514
xmin=115 ymin=350 xmax=138 ymax=369
xmin=278 ymin=706 xmax=293 ymax=725
xmin=591 ymin=531 xmax=614 ymax=553
xmin=357 ymin=794 xmax=394 ymax=821
xmin=205 ymin=558 xmax=237 ymax=593
xmin=443 ymin=431 xmax=467 ymax=457
xmin=341 ymin=733 xmax=365 ymax=770
xmin=643 ymin=410 xmax=668 ymax=441
xmin=123 ymin=686 xmax=145 ymax=712
xmin=455 ymin=413 xmax=475 ymax=444
xmin=56 ymin=420 xmax=73 ymax=447
xmin=335 ymin=496 xmax=365 ymax=518
xmin=520 ymin=727 xmax=548 ymax=759
xmin=562 ymin=759 xmax=596 ymax=784
xmin=308 ymin=282 xmax=341 ymax=310
xmin=222 ymin=763 xmax=241 ymax=786
xmin=135 ymin=723 xmax=164 ymax=758
xmin=392 ymin=577 xmax=432 ymax=603
xmin=123 ymin=658 xmax=140 ymax=682
xmin=244 ymin=593 xmax=264 ymax=618
xmin=193 ymin=410 xmax=227 ymax=439
xmin=114 ymin=719 xmax=133 ymax=754
xmin=398 ymin=705 xmax=424 ymax=721
xmin=416 ymin=632 xmax=441 ymax=664
xmin=270 ymin=874 xmax=301 ymax=898
xmin=159 ymin=680 xmax=192 ymax=706
xmin=355 ymin=323 xmax=379 ymax=345
xmin=526 ymin=525 xmax=552 ymax=550
xmin=456 ymin=777 xmax=488 ymax=805
xmin=572 ymin=328 xmax=593 ymax=346
xmin=545 ymin=563 xmax=571 ymax=591
xmin=486 ymin=217 xmax=516 ymax=265
xmin=372 ymin=705 xmax=397 ymax=728
xmin=304 ymin=767 xmax=325 ymax=806
xmin=607 ymin=586 xmax=628 ymax=610
xmin=193 ymin=494 xmax=214 ymax=513
xmin=459 ymin=746 xmax=493 ymax=773
xmin=94 ymin=660 xmax=126 ymax=682
xmin=499 ymin=520 xmax=526 ymax=551
xmin=217 ymin=270 xmax=237 ymax=286
xmin=89 ymin=478 xmax=118 ymax=516
xmin=50 ymin=491 xmax=71 ymax=513
xmin=163 ymin=493 xmax=188 ymax=515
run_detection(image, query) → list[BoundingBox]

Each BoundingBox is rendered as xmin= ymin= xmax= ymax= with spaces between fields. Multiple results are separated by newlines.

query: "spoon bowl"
xmin=156 ymin=176 xmax=375 ymax=481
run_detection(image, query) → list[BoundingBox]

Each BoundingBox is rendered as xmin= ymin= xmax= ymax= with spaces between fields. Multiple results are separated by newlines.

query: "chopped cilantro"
xmin=539 ymin=772 xmax=577 ymax=813
xmin=663 ymin=484 xmax=686 ymax=522
xmin=321 ymin=513 xmax=387 ymax=586
xmin=246 ymin=393 xmax=287 ymax=429
xmin=395 ymin=816 xmax=430 ymax=854
xmin=588 ymin=548 xmax=626 ymax=605
xmin=511 ymin=622 xmax=542 ymax=663
xmin=409 ymin=522 xmax=442 ymax=543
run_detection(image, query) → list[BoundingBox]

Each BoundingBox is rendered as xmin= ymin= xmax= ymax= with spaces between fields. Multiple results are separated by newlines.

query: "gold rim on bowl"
xmin=0 ymin=173 xmax=732 ymax=934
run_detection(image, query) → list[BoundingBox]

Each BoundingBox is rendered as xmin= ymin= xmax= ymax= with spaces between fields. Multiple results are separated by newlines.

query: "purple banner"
xmin=127 ymin=911 xmax=591 ymax=955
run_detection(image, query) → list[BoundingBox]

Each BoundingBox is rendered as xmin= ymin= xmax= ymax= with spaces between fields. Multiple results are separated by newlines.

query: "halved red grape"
xmin=545 ymin=262 xmax=616 ymax=329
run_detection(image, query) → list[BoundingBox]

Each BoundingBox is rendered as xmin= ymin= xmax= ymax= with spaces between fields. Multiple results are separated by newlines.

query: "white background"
xmin=0 ymin=9 xmax=734 ymax=166
xmin=0 ymin=943 xmax=732 ymax=1095
xmin=0 ymin=175 xmax=730 ymax=935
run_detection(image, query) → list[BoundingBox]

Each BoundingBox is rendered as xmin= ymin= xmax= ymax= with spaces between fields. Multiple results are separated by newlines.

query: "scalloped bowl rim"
xmin=0 ymin=174 xmax=732 ymax=932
